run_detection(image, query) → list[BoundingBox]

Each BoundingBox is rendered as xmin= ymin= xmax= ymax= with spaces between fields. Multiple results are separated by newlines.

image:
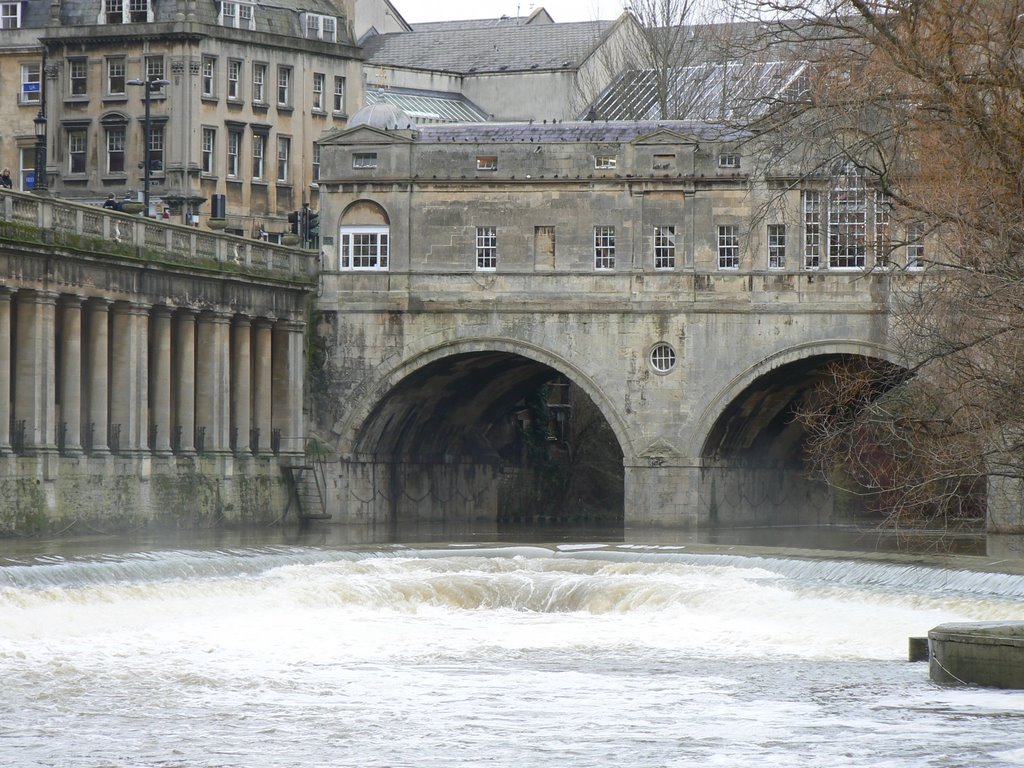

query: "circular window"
xmin=649 ymin=342 xmax=677 ymax=374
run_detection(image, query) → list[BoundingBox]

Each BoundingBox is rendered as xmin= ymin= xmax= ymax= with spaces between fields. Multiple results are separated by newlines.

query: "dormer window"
xmin=102 ymin=0 xmax=151 ymax=23
xmin=304 ymin=13 xmax=337 ymax=42
xmin=220 ymin=1 xmax=256 ymax=30
xmin=1 ymin=2 xmax=22 ymax=29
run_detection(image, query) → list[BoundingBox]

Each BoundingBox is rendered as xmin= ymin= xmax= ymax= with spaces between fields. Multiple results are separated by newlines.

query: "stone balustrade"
xmin=0 ymin=188 xmax=317 ymax=281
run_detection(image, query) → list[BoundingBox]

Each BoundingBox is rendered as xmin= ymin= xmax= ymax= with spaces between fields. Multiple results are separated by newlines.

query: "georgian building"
xmin=315 ymin=107 xmax=928 ymax=283
xmin=1 ymin=0 xmax=364 ymax=234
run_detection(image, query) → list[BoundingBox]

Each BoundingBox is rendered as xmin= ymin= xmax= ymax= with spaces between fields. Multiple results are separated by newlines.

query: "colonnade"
xmin=0 ymin=287 xmax=305 ymax=457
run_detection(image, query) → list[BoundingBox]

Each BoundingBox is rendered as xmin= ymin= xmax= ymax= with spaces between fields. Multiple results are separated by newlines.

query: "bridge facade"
xmin=309 ymin=118 xmax=914 ymax=530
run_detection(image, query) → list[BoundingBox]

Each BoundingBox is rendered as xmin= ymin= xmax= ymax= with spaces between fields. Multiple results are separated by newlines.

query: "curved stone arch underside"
xmin=335 ymin=337 xmax=636 ymax=461
xmin=693 ymin=339 xmax=905 ymax=461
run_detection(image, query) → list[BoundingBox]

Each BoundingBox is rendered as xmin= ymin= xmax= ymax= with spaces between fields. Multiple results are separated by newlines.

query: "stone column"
xmin=230 ymin=316 xmax=252 ymax=455
xmin=110 ymin=302 xmax=150 ymax=453
xmin=85 ymin=298 xmax=111 ymax=455
xmin=59 ymin=295 xmax=85 ymax=455
xmin=195 ymin=311 xmax=231 ymax=453
xmin=0 ymin=288 xmax=12 ymax=453
xmin=173 ymin=310 xmax=196 ymax=454
xmin=149 ymin=306 xmax=173 ymax=456
xmin=252 ymin=318 xmax=274 ymax=456
xmin=272 ymin=319 xmax=305 ymax=457
xmin=14 ymin=290 xmax=58 ymax=452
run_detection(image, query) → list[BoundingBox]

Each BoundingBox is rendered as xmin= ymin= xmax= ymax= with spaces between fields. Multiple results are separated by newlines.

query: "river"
xmin=2 ymin=530 xmax=1024 ymax=767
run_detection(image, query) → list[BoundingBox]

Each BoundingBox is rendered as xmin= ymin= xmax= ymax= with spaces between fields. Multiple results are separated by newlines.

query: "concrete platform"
xmin=929 ymin=622 xmax=1024 ymax=688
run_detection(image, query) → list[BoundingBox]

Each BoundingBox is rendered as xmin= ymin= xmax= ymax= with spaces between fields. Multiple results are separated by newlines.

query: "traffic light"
xmin=307 ymin=211 xmax=320 ymax=240
xmin=287 ymin=210 xmax=299 ymax=234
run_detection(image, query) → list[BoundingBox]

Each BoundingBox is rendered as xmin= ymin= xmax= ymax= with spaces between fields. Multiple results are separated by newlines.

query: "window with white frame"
xmin=906 ymin=223 xmax=925 ymax=269
xmin=594 ymin=155 xmax=616 ymax=170
xmin=201 ymin=56 xmax=216 ymax=98
xmin=103 ymin=0 xmax=149 ymax=23
xmin=718 ymin=225 xmax=739 ymax=269
xmin=311 ymin=142 xmax=320 ymax=183
xmin=107 ymin=57 xmax=126 ymax=95
xmin=828 ymin=162 xmax=867 ymax=268
xmin=1 ymin=2 xmax=22 ymax=28
xmin=277 ymin=66 xmax=291 ymax=107
xmin=252 ymin=63 xmax=267 ymax=104
xmin=220 ymin=1 xmax=255 ymax=29
xmin=227 ymin=59 xmax=241 ymax=100
xmin=767 ymin=224 xmax=786 ymax=269
xmin=333 ymin=76 xmax=346 ymax=113
xmin=226 ymin=128 xmax=242 ymax=178
xmin=718 ymin=153 xmax=740 ymax=169
xmin=654 ymin=225 xmax=675 ymax=270
xmin=353 ymin=152 xmax=377 ymax=168
xmin=20 ymin=63 xmax=41 ymax=105
xmin=649 ymin=343 xmax=677 ymax=373
xmin=339 ymin=227 xmax=390 ymax=270
xmin=67 ymin=129 xmax=88 ymax=174
xmin=476 ymin=227 xmax=497 ymax=270
xmin=145 ymin=56 xmax=165 ymax=93
xmin=202 ymin=127 xmax=216 ymax=175
xmin=312 ymin=72 xmax=325 ymax=111
xmin=802 ymin=190 xmax=821 ymax=269
xmin=304 ymin=13 xmax=336 ymax=41
xmin=476 ymin=155 xmax=497 ymax=171
xmin=69 ymin=58 xmax=88 ymax=96
xmin=105 ymin=125 xmax=126 ymax=173
xmin=873 ymin=190 xmax=891 ymax=267
xmin=147 ymin=124 xmax=164 ymax=172
xmin=251 ymin=133 xmax=265 ymax=180
xmin=276 ymin=136 xmax=290 ymax=183
xmin=594 ymin=226 xmax=615 ymax=270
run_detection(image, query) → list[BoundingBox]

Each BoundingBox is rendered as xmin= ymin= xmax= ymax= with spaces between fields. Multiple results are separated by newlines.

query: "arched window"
xmin=338 ymin=201 xmax=390 ymax=271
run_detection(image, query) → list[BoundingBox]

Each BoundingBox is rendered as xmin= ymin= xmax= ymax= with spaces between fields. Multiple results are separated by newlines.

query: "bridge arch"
xmin=335 ymin=336 xmax=635 ymax=462
xmin=693 ymin=339 xmax=905 ymax=462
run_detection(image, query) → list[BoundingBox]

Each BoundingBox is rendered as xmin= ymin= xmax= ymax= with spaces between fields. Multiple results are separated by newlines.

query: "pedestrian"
xmin=0 ymin=168 xmax=12 ymax=189
xmin=102 ymin=193 xmax=120 ymax=210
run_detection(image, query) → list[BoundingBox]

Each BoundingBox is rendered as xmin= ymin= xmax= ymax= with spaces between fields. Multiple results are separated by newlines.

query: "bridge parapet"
xmin=0 ymin=189 xmax=316 ymax=281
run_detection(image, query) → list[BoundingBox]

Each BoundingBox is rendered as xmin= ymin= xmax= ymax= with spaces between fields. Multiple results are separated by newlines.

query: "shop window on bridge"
xmin=828 ymin=162 xmax=867 ymax=269
xmin=339 ymin=226 xmax=389 ymax=270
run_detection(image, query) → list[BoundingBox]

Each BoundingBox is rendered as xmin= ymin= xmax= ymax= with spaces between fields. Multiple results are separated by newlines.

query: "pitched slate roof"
xmin=410 ymin=120 xmax=748 ymax=143
xmin=362 ymin=20 xmax=614 ymax=74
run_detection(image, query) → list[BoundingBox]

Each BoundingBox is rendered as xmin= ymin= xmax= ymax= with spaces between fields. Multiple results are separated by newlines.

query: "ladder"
xmin=282 ymin=453 xmax=331 ymax=521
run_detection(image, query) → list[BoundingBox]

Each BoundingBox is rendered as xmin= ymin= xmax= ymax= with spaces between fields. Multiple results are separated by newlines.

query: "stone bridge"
xmin=314 ymin=266 xmax=901 ymax=531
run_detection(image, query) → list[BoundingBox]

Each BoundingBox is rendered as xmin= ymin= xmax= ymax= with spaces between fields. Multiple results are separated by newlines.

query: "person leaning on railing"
xmin=0 ymin=168 xmax=12 ymax=189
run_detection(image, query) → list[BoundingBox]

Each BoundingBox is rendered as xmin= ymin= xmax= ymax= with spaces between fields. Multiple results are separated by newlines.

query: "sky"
xmin=392 ymin=0 xmax=625 ymax=24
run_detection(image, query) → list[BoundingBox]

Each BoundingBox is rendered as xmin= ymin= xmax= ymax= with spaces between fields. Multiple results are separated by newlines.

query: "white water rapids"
xmin=2 ymin=544 xmax=1024 ymax=767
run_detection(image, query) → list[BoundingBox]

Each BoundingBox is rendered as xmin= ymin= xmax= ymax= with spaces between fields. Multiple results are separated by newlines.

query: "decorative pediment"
xmin=317 ymin=125 xmax=418 ymax=147
xmin=632 ymin=129 xmax=701 ymax=147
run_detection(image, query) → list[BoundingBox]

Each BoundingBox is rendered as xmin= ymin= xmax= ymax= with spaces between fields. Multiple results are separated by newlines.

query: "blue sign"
xmin=22 ymin=82 xmax=40 ymax=93
xmin=25 ymin=172 xmax=35 ymax=188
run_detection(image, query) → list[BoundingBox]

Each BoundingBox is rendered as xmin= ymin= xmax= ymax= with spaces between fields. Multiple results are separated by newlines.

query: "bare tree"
xmin=745 ymin=0 xmax=1024 ymax=527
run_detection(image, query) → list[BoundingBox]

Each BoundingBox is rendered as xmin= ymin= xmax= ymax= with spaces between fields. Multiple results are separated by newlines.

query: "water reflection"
xmin=1 ymin=521 xmax=1020 ymax=566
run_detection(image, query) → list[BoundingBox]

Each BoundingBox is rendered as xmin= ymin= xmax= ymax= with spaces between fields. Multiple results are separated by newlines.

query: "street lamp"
xmin=126 ymin=78 xmax=170 ymax=216
xmin=32 ymin=110 xmax=47 ymax=193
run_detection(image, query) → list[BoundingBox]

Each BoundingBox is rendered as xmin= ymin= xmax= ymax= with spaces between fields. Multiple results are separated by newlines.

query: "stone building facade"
xmin=1 ymin=0 xmax=363 ymax=235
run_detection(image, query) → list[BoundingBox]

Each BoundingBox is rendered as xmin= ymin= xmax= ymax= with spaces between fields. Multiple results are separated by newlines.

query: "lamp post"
xmin=32 ymin=110 xmax=47 ymax=193
xmin=126 ymin=78 xmax=170 ymax=216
